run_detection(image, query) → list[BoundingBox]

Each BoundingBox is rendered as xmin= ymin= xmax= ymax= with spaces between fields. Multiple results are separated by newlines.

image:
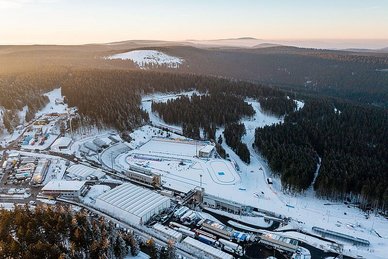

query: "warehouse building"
xmin=95 ymin=183 xmax=170 ymax=225
xmin=42 ymin=180 xmax=88 ymax=199
xmin=67 ymin=164 xmax=106 ymax=180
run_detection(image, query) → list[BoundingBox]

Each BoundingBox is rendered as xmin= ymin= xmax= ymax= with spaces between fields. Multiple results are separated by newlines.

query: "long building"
xmin=312 ymin=226 xmax=370 ymax=246
xmin=42 ymin=180 xmax=88 ymax=199
xmin=94 ymin=183 xmax=170 ymax=225
xmin=201 ymin=219 xmax=234 ymax=239
xmin=31 ymin=159 xmax=50 ymax=185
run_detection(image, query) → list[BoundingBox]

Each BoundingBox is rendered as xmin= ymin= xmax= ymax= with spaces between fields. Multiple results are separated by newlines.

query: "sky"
xmin=0 ymin=0 xmax=388 ymax=46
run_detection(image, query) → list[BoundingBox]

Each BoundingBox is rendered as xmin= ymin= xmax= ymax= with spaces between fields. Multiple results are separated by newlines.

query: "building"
xmin=201 ymin=219 xmax=234 ymax=239
xmin=67 ymin=164 xmax=105 ymax=180
xmin=42 ymin=180 xmax=87 ymax=199
xmin=203 ymin=194 xmax=253 ymax=214
xmin=51 ymin=137 xmax=72 ymax=151
xmin=94 ymin=183 xmax=171 ymax=225
xmin=259 ymin=233 xmax=299 ymax=254
xmin=124 ymin=165 xmax=161 ymax=188
xmin=198 ymin=144 xmax=215 ymax=158
xmin=7 ymin=152 xmax=20 ymax=163
xmin=93 ymin=138 xmax=109 ymax=149
xmin=31 ymin=159 xmax=50 ymax=185
xmin=312 ymin=227 xmax=370 ymax=246
xmin=84 ymin=141 xmax=102 ymax=153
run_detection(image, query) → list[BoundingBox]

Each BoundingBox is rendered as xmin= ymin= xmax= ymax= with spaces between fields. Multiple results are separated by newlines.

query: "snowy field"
xmin=106 ymin=50 xmax=184 ymax=69
xmin=138 ymin=138 xmax=208 ymax=158
xmin=110 ymin=136 xmax=241 ymax=193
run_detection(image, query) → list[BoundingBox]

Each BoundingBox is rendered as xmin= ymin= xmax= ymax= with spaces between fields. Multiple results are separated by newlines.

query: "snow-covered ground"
xmin=106 ymin=50 xmax=184 ymax=69
xmin=134 ymin=92 xmax=388 ymax=258
xmin=35 ymin=88 xmax=68 ymax=116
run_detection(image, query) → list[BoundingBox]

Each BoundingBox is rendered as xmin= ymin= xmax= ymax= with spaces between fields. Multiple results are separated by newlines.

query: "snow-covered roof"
xmin=182 ymin=237 xmax=233 ymax=259
xmin=93 ymin=138 xmax=108 ymax=148
xmin=153 ymin=223 xmax=182 ymax=241
xmin=52 ymin=137 xmax=72 ymax=148
xmin=96 ymin=183 xmax=170 ymax=219
xmin=199 ymin=144 xmax=214 ymax=153
xmin=42 ymin=180 xmax=86 ymax=191
xmin=67 ymin=164 xmax=105 ymax=179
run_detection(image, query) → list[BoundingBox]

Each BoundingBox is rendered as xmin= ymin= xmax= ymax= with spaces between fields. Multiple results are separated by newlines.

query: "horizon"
xmin=1 ymin=0 xmax=388 ymax=48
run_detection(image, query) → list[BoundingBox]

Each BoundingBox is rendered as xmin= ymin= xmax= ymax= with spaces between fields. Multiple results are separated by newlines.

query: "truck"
xmin=198 ymin=234 xmax=218 ymax=246
xmin=15 ymin=172 xmax=31 ymax=180
xmin=174 ymin=206 xmax=189 ymax=218
xmin=219 ymin=238 xmax=243 ymax=256
xmin=175 ymin=228 xmax=196 ymax=238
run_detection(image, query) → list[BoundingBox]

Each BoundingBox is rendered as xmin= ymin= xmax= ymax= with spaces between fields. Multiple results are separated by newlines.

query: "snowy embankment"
xmin=106 ymin=50 xmax=184 ymax=69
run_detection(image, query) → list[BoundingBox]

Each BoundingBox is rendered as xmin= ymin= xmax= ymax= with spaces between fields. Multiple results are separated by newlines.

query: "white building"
xmin=42 ymin=180 xmax=87 ymax=198
xmin=51 ymin=137 xmax=72 ymax=151
xmin=198 ymin=144 xmax=215 ymax=158
xmin=66 ymin=164 xmax=105 ymax=180
xmin=95 ymin=183 xmax=171 ymax=225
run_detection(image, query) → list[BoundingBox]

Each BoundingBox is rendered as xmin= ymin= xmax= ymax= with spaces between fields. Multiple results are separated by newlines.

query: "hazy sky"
xmin=1 ymin=0 xmax=388 ymax=45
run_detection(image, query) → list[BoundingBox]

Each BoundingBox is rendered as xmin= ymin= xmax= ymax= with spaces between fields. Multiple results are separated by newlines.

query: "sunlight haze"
xmin=1 ymin=0 xmax=388 ymax=47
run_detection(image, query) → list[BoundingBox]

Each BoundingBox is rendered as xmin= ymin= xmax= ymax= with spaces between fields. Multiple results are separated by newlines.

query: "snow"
xmin=124 ymin=251 xmax=150 ymax=259
xmin=35 ymin=88 xmax=68 ymax=116
xmin=205 ymin=207 xmax=273 ymax=228
xmin=81 ymin=184 xmax=111 ymax=205
xmin=42 ymin=180 xmax=86 ymax=191
xmin=132 ymin=91 xmax=388 ymax=259
xmin=294 ymin=100 xmax=305 ymax=111
xmin=106 ymin=50 xmax=184 ymax=69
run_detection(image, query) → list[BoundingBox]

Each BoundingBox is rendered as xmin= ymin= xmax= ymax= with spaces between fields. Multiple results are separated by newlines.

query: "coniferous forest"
xmin=254 ymin=99 xmax=388 ymax=209
xmin=0 ymin=205 xmax=140 ymax=259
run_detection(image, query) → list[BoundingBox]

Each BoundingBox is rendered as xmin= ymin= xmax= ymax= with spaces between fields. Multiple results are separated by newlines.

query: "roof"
xmin=52 ymin=137 xmax=72 ymax=148
xmin=182 ymin=237 xmax=233 ymax=259
xmin=96 ymin=183 xmax=170 ymax=219
xmin=93 ymin=138 xmax=108 ymax=148
xmin=42 ymin=180 xmax=86 ymax=191
xmin=199 ymin=144 xmax=215 ymax=153
xmin=84 ymin=141 xmax=101 ymax=152
xmin=67 ymin=164 xmax=105 ymax=179
xmin=153 ymin=223 xmax=182 ymax=240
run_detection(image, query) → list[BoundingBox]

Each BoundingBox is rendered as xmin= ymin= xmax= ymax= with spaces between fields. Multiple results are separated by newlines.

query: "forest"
xmin=254 ymin=99 xmax=388 ymax=209
xmin=0 ymin=54 xmax=386 ymax=208
xmin=224 ymin=123 xmax=251 ymax=164
xmin=0 ymin=205 xmax=141 ymax=259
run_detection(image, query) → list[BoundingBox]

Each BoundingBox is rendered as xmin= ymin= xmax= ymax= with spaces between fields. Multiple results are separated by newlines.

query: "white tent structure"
xmin=95 ymin=183 xmax=170 ymax=225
